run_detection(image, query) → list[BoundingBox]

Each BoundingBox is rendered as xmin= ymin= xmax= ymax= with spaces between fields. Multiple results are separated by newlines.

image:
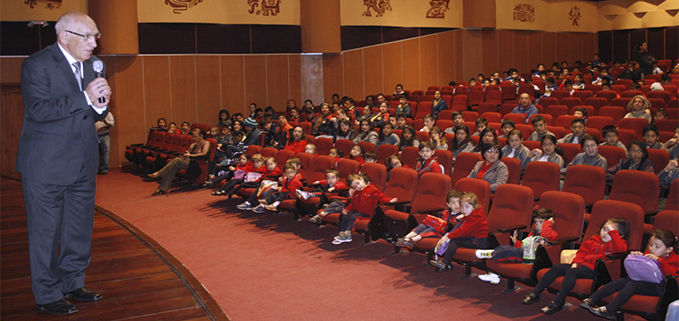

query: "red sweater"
xmin=648 ymin=250 xmax=679 ymax=277
xmin=347 ymin=155 xmax=365 ymax=166
xmin=344 ymin=184 xmax=392 ymax=215
xmin=242 ymin=163 xmax=266 ymax=174
xmin=285 ymin=139 xmax=308 ymax=153
xmin=572 ymin=230 xmax=627 ymax=270
xmin=261 ymin=167 xmax=283 ymax=181
xmin=515 ymin=220 xmax=558 ymax=248
xmin=415 ymin=158 xmax=442 ymax=176
xmin=317 ymin=180 xmax=350 ymax=193
xmin=278 ymin=176 xmax=303 ymax=196
xmin=445 ymin=207 xmax=489 ymax=240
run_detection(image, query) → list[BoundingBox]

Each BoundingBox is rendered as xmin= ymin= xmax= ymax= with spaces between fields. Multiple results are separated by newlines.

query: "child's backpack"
xmin=522 ymin=236 xmax=548 ymax=264
xmin=423 ymin=215 xmax=447 ymax=234
xmin=624 ymin=254 xmax=664 ymax=284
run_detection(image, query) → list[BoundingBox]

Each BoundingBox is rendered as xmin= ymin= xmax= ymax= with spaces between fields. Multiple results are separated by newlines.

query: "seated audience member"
xmin=353 ymin=119 xmax=379 ymax=145
xmin=429 ymin=126 xmax=448 ymax=150
xmin=364 ymin=151 xmax=377 ymax=164
xmin=573 ymin=107 xmax=588 ymax=124
xmin=527 ymin=134 xmax=565 ymax=169
xmin=429 ymin=192 xmax=489 ymax=272
xmin=542 ymin=77 xmax=558 ymax=97
xmin=420 ymin=114 xmax=436 ymax=132
xmin=287 ymin=107 xmax=301 ymax=125
xmin=502 ymin=129 xmax=531 ymax=170
xmin=304 ymin=144 xmax=317 ymax=156
xmin=346 ymin=144 xmax=366 ymax=165
xmin=476 ymin=208 xmax=558 ymax=284
xmin=209 ymin=153 xmax=248 ymax=187
xmin=240 ymin=164 xmax=303 ymax=213
xmin=415 ymin=141 xmax=443 ymax=176
xmin=214 ymin=125 xmax=232 ymax=162
xmin=377 ymin=123 xmax=400 ymax=146
xmin=659 ymin=159 xmax=679 ymax=186
xmin=643 ymin=124 xmax=663 ymax=149
xmin=600 ymin=125 xmax=628 ymax=155
xmin=232 ymin=112 xmax=245 ymax=123
xmin=304 ymin=169 xmax=351 ymax=224
xmin=398 ymin=126 xmax=420 ymax=150
xmin=385 ymin=154 xmax=407 ymax=181
xmin=432 ymin=90 xmax=449 ymax=117
xmin=364 ymin=95 xmax=377 ymax=109
xmin=302 ymin=99 xmax=316 ymax=119
xmin=260 ymin=117 xmax=277 ymax=148
xmin=557 ymin=118 xmax=587 ymax=144
xmin=370 ymin=102 xmax=390 ymax=128
xmin=153 ymin=117 xmax=168 ymax=131
xmin=662 ymin=125 xmax=679 ymax=160
xmin=653 ymin=110 xmax=668 ymax=124
xmin=335 ymin=119 xmax=358 ymax=141
xmin=499 ymin=119 xmax=515 ymax=138
xmin=472 ymin=118 xmax=489 ymax=136
xmin=148 ymin=128 xmax=210 ymax=196
xmin=572 ymin=74 xmax=585 ymax=90
xmin=527 ymin=115 xmax=553 ymax=142
xmin=179 ymin=121 xmax=191 ymax=135
xmin=333 ymin=103 xmax=346 ymax=119
xmin=230 ymin=156 xmax=282 ymax=198
xmin=444 ymin=111 xmax=465 ymax=134
xmin=451 ymin=125 xmax=475 ymax=162
xmin=395 ymin=94 xmax=412 ymax=119
xmin=344 ymin=97 xmax=361 ymax=120
xmin=560 ymin=79 xmax=576 ymax=95
xmin=393 ymin=83 xmax=405 ymax=99
xmin=618 ymin=62 xmax=642 ymax=82
xmin=211 ymin=154 xmax=266 ymax=197
xmin=284 ymin=126 xmax=308 ymax=153
xmin=354 ymin=104 xmax=373 ymax=126
xmin=561 ymin=134 xmax=607 ymax=174
xmin=468 ymin=143 xmax=508 ymax=192
xmin=592 ymin=68 xmax=615 ymax=85
xmin=606 ymin=140 xmax=654 ymax=183
xmin=473 ymin=128 xmax=498 ymax=153
xmin=394 ymin=113 xmax=408 ymax=130
xmin=167 ymin=122 xmax=178 ymax=134
xmin=624 ymin=95 xmax=652 ymax=124
xmin=522 ymin=218 xmax=629 ymax=315
xmin=241 ymin=117 xmax=262 ymax=146
xmin=396 ymin=190 xmax=462 ymax=249
xmin=332 ymin=174 xmax=397 ymax=245
xmin=275 ymin=114 xmax=293 ymax=149
xmin=312 ymin=103 xmax=336 ymax=137
xmin=328 ymin=148 xmax=343 ymax=163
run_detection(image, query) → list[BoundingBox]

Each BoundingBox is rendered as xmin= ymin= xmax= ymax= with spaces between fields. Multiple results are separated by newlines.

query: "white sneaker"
xmin=475 ymin=249 xmax=494 ymax=259
xmin=332 ymin=234 xmax=352 ymax=245
xmin=296 ymin=190 xmax=313 ymax=200
xmin=251 ymin=205 xmax=264 ymax=213
xmin=236 ymin=202 xmax=252 ymax=210
xmin=478 ymin=273 xmax=501 ymax=284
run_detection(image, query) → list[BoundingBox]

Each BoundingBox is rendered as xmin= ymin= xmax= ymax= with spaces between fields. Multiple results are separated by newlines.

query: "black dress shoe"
xmin=522 ymin=293 xmax=540 ymax=305
xmin=541 ymin=301 xmax=564 ymax=315
xmin=65 ymin=287 xmax=103 ymax=302
xmin=37 ymin=299 xmax=78 ymax=315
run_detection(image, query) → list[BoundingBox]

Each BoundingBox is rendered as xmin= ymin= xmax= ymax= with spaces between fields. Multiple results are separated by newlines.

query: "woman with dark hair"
xmin=635 ymin=42 xmax=656 ymax=76
xmin=148 ymin=128 xmax=210 ymax=196
xmin=231 ymin=113 xmax=244 ymax=123
xmin=561 ymin=134 xmax=607 ymax=174
xmin=179 ymin=121 xmax=191 ymax=135
xmin=312 ymin=103 xmax=335 ymax=137
xmin=473 ymin=128 xmax=498 ymax=153
xmin=335 ymin=119 xmax=358 ymax=141
xmin=527 ymin=134 xmax=565 ymax=168
xmin=451 ymin=125 xmax=475 ymax=161
xmin=217 ymin=109 xmax=231 ymax=128
xmin=398 ymin=126 xmax=420 ymax=150
xmin=605 ymin=140 xmax=654 ymax=183
xmin=153 ymin=118 xmax=168 ymax=131
xmin=432 ymin=90 xmax=448 ymax=117
xmin=284 ymin=126 xmax=308 ymax=153
xmin=467 ymin=143 xmax=508 ymax=192
xmin=353 ymin=119 xmax=379 ymax=145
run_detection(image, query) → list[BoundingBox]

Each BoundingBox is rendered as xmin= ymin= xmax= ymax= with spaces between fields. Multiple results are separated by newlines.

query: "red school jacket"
xmin=514 ymin=220 xmax=558 ymax=248
xmin=572 ymin=230 xmax=627 ymax=270
xmin=445 ymin=207 xmax=489 ymax=240
xmin=344 ymin=184 xmax=392 ymax=215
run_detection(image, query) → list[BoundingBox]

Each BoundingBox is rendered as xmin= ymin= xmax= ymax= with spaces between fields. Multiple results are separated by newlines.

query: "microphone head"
xmin=93 ymin=60 xmax=104 ymax=73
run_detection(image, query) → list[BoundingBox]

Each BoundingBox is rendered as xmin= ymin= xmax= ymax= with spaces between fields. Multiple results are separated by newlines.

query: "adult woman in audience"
xmin=501 ymin=129 xmax=531 ymax=170
xmin=606 ymin=140 xmax=654 ymax=183
xmin=179 ymin=121 xmax=191 ymax=135
xmin=624 ymin=95 xmax=652 ymax=124
xmin=377 ymin=123 xmax=400 ymax=146
xmin=284 ymin=126 xmax=308 ymax=153
xmin=635 ymin=42 xmax=657 ymax=77
xmin=167 ymin=122 xmax=178 ymax=134
xmin=451 ymin=125 xmax=475 ymax=162
xmin=153 ymin=118 xmax=168 ymax=131
xmin=398 ymin=126 xmax=419 ymax=150
xmin=526 ymin=134 xmax=565 ymax=168
xmin=432 ymin=90 xmax=448 ymax=117
xmin=335 ymin=119 xmax=358 ymax=141
xmin=429 ymin=126 xmax=448 ymax=150
xmin=561 ymin=134 xmax=607 ymax=174
xmin=217 ymin=109 xmax=231 ymax=128
xmin=148 ymin=128 xmax=210 ymax=196
xmin=468 ymin=143 xmax=508 ymax=193
xmin=312 ymin=103 xmax=335 ymax=137
xmin=353 ymin=119 xmax=379 ymax=145
xmin=473 ymin=128 xmax=498 ymax=153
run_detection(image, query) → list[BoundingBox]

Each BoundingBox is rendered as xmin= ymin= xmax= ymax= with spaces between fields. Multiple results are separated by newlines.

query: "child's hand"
xmin=548 ymin=217 xmax=555 ymax=223
xmin=455 ymin=214 xmax=464 ymax=221
xmin=341 ymin=209 xmax=348 ymax=215
xmin=229 ymin=166 xmax=235 ymax=171
xmin=571 ymin=263 xmax=578 ymax=269
xmin=510 ymin=230 xmax=518 ymax=244
xmin=644 ymin=253 xmax=659 ymax=261
xmin=312 ymin=180 xmax=320 ymax=185
xmin=389 ymin=198 xmax=398 ymax=203
xmin=630 ymin=251 xmax=643 ymax=256
xmin=327 ymin=187 xmax=335 ymax=192
xmin=529 ymin=149 xmax=540 ymax=157
xmin=666 ymin=160 xmax=678 ymax=171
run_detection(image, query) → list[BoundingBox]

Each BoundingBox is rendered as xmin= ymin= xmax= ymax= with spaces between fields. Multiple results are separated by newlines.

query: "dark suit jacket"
xmin=17 ymin=43 xmax=108 ymax=185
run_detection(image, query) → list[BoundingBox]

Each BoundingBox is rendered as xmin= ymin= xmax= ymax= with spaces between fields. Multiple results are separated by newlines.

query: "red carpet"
xmin=95 ymin=169 xmax=634 ymax=321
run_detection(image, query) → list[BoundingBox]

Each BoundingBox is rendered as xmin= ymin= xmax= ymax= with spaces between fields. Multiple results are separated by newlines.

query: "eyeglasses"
xmin=66 ymin=30 xmax=101 ymax=41
xmin=485 ymin=149 xmax=500 ymax=154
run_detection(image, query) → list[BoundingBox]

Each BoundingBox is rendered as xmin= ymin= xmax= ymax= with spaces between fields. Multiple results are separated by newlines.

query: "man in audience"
xmin=511 ymin=93 xmax=538 ymax=124
xmin=527 ymin=115 xmax=553 ymax=141
xmin=558 ymin=118 xmax=586 ymax=144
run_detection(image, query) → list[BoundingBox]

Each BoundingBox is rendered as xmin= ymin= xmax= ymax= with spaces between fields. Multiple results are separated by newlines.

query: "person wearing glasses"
xmin=605 ymin=141 xmax=654 ymax=184
xmin=16 ymin=11 xmax=110 ymax=315
xmin=467 ymin=143 xmax=508 ymax=193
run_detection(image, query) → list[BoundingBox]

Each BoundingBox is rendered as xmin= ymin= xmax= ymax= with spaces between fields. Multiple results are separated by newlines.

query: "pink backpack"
xmin=624 ymin=254 xmax=664 ymax=284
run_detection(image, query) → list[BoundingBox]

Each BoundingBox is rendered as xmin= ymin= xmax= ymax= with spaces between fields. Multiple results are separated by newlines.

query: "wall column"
xmin=88 ymin=0 xmax=139 ymax=55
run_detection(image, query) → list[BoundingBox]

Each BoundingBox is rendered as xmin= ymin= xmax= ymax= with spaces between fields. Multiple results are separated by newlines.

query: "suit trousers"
xmin=22 ymin=164 xmax=95 ymax=305
xmin=157 ymin=157 xmax=190 ymax=192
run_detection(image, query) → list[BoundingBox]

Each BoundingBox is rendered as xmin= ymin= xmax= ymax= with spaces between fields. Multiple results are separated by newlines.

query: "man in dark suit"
xmin=16 ymin=11 xmax=112 ymax=315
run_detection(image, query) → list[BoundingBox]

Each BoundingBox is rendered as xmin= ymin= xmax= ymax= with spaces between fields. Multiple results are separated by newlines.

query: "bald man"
xmin=17 ymin=11 xmax=111 ymax=315
xmin=511 ymin=93 xmax=538 ymax=124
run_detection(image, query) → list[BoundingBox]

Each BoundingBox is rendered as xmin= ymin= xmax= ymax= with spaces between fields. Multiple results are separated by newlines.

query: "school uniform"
xmin=340 ymin=185 xmax=392 ymax=232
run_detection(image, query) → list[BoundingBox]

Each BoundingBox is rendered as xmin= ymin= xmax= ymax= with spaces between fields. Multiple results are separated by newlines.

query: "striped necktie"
xmin=72 ymin=62 xmax=83 ymax=91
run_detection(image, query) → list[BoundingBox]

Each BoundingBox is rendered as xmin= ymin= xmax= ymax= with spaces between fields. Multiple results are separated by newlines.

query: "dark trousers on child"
xmin=216 ymin=178 xmax=243 ymax=194
xmin=266 ymin=191 xmax=292 ymax=205
xmin=441 ymin=237 xmax=486 ymax=265
xmin=339 ymin=211 xmax=370 ymax=232
xmin=531 ymin=264 xmax=595 ymax=305
xmin=588 ymin=278 xmax=660 ymax=312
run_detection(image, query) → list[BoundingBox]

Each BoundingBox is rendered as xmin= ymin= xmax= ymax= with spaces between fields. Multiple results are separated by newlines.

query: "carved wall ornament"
xmin=426 ymin=0 xmax=450 ymax=19
xmin=248 ymin=0 xmax=281 ymax=16
xmin=24 ymin=0 xmax=62 ymax=10
xmin=513 ymin=4 xmax=535 ymax=23
xmin=165 ymin=0 xmax=204 ymax=14
xmin=362 ymin=0 xmax=392 ymax=18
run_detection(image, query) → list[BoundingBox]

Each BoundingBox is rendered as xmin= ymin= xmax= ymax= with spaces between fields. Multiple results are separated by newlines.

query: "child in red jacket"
xmin=211 ymin=154 xmax=265 ymax=196
xmin=332 ymin=174 xmax=397 ymax=245
xmin=523 ymin=218 xmax=629 ymax=315
xmin=583 ymin=228 xmax=678 ymax=319
xmin=415 ymin=141 xmax=443 ymax=176
xmin=302 ymin=169 xmax=350 ymax=224
xmin=346 ymin=145 xmax=365 ymax=166
xmin=256 ymin=164 xmax=303 ymax=212
xmin=429 ymin=192 xmax=489 ymax=271
xmin=395 ymin=190 xmax=462 ymax=249
xmin=232 ymin=157 xmax=283 ymax=199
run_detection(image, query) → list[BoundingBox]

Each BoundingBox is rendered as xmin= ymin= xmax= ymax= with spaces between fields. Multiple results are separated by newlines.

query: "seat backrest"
xmin=503 ymin=113 xmax=526 ymax=125
xmin=551 ymin=90 xmax=571 ymax=101
xmin=334 ymin=139 xmax=355 ymax=157
xmin=560 ymin=97 xmax=582 ymax=109
xmin=653 ymin=210 xmax=679 ymax=235
xmin=616 ymin=128 xmax=639 ymax=146
xmin=487 ymin=184 xmax=534 ymax=232
xmin=477 ymin=103 xmax=498 ymax=114
xmin=665 ymin=180 xmax=679 ymax=211
xmin=647 ymin=90 xmax=672 ymax=104
xmin=539 ymin=191 xmax=585 ymax=243
xmin=655 ymin=119 xmax=679 ymax=132
xmin=558 ymin=143 xmax=582 ymax=165
xmin=521 ymin=161 xmax=561 ymax=200
xmin=400 ymin=146 xmax=419 ymax=169
xmin=454 ymin=178 xmax=491 ymax=212
xmin=538 ymin=97 xmax=559 ymax=108
xmin=336 ymin=158 xmax=360 ymax=181
xmin=609 ymin=170 xmax=660 ymax=215
xmin=545 ymin=105 xmax=569 ymax=120
xmin=361 ymin=162 xmax=387 ymax=191
xmin=555 ymin=115 xmax=578 ymax=128
xmin=415 ymin=101 xmax=433 ymax=119
xmin=618 ymin=118 xmax=649 ymax=136
xmin=357 ymin=141 xmax=376 ymax=154
xmin=451 ymin=152 xmax=483 ymax=187
xmin=384 ymin=167 xmax=419 ymax=202
xmin=595 ymin=90 xmax=617 ymax=102
xmin=261 ymin=147 xmax=279 ymax=159
xmin=315 ymin=137 xmax=334 ymax=155
xmin=572 ymin=90 xmax=593 ymax=101
xmin=307 ymin=155 xmax=335 ymax=183
xmin=295 ymin=152 xmax=316 ymax=180
xmin=598 ymin=145 xmax=627 ymax=169
xmin=274 ymin=149 xmax=295 ymax=171
xmin=562 ymin=165 xmax=606 ymax=206
xmin=598 ymin=106 xmax=627 ymax=122
xmin=410 ymin=173 xmax=451 ymax=214
xmin=584 ymin=97 xmax=609 ymax=110
xmin=586 ymin=200 xmax=645 ymax=251
xmin=433 ymin=149 xmax=453 ymax=177
xmin=376 ymin=144 xmax=399 ymax=164
xmin=246 ymin=145 xmax=262 ymax=157
xmin=502 ymin=157 xmax=522 ymax=185
xmin=480 ymin=112 xmax=502 ymax=123
xmin=461 ymin=111 xmax=479 ymax=122
xmin=586 ymin=116 xmax=615 ymax=131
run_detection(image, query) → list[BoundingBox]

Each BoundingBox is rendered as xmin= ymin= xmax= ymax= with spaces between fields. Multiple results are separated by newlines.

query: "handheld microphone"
xmin=92 ymin=60 xmax=105 ymax=103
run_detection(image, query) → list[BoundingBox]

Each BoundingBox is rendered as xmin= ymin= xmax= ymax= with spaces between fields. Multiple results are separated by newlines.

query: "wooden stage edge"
xmin=94 ymin=205 xmax=231 ymax=321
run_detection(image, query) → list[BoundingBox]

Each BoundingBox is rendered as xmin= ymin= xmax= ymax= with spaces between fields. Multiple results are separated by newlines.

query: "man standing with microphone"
xmin=16 ymin=11 xmax=111 ymax=315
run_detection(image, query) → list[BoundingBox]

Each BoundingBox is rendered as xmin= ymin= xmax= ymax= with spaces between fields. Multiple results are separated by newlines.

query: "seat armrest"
xmin=384 ymin=200 xmax=411 ymax=206
xmin=497 ymin=225 xmax=528 ymax=233
xmin=547 ymin=236 xmax=579 ymax=246
xmin=416 ymin=208 xmax=445 ymax=215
